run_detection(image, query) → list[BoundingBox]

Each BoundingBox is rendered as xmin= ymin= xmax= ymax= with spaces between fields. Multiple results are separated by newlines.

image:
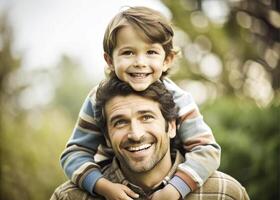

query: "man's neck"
xmin=120 ymin=149 xmax=173 ymax=191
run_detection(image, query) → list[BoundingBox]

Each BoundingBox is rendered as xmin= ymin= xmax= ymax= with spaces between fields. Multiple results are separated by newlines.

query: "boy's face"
xmin=104 ymin=25 xmax=172 ymax=91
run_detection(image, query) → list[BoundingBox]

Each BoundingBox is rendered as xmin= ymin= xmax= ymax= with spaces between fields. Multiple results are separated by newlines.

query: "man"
xmin=51 ymin=77 xmax=249 ymax=200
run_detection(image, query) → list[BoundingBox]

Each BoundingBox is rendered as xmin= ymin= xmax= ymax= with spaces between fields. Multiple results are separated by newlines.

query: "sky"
xmin=0 ymin=0 xmax=171 ymax=82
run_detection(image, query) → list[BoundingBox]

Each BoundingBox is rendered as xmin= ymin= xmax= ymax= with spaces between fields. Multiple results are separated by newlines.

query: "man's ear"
xmin=104 ymin=53 xmax=114 ymax=71
xmin=168 ymin=120 xmax=176 ymax=139
xmin=163 ymin=53 xmax=175 ymax=72
xmin=105 ymin=136 xmax=112 ymax=148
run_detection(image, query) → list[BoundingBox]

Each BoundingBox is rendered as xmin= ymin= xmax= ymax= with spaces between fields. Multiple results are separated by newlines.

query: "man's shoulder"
xmin=185 ymin=171 xmax=250 ymax=200
xmin=48 ymin=161 xmax=121 ymax=200
xmin=50 ymin=181 xmax=104 ymax=200
xmin=102 ymin=158 xmax=123 ymax=183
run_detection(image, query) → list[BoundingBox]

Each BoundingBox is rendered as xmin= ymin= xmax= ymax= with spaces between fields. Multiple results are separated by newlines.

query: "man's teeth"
xmin=127 ymin=144 xmax=152 ymax=152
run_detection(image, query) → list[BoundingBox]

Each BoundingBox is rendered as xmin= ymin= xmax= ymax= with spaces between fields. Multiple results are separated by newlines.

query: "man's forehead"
xmin=105 ymin=95 xmax=160 ymax=118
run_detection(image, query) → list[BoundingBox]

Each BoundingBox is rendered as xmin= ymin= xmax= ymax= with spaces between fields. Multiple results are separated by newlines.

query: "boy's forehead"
xmin=116 ymin=24 xmax=152 ymax=44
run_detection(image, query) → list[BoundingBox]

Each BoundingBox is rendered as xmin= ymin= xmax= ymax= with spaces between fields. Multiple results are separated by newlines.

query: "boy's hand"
xmin=149 ymin=184 xmax=181 ymax=200
xmin=94 ymin=178 xmax=139 ymax=200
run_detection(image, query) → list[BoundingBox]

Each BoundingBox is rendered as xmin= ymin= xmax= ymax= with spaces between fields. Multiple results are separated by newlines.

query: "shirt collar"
xmin=109 ymin=150 xmax=184 ymax=198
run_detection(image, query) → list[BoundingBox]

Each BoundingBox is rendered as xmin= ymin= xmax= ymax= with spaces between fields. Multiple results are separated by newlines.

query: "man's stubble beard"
xmin=117 ymin=142 xmax=169 ymax=174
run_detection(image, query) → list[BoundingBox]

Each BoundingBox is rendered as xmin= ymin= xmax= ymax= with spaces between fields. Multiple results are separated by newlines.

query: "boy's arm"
xmin=60 ymin=87 xmax=111 ymax=195
xmin=163 ymin=77 xmax=221 ymax=198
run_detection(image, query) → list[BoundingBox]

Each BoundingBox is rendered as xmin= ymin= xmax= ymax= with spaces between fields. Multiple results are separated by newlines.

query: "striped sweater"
xmin=60 ymin=77 xmax=221 ymax=198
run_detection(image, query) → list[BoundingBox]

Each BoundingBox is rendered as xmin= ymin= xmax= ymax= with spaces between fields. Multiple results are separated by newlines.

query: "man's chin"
xmin=126 ymin=161 xmax=154 ymax=173
xmin=118 ymin=145 xmax=158 ymax=172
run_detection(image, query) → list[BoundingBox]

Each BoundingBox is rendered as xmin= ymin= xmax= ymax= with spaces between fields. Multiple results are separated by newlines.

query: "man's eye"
xmin=122 ymin=51 xmax=133 ymax=56
xmin=142 ymin=115 xmax=154 ymax=121
xmin=147 ymin=50 xmax=158 ymax=55
xmin=114 ymin=120 xmax=127 ymax=127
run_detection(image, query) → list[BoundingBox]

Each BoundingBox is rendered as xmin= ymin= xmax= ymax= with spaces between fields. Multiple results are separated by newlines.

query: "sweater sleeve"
xmin=163 ymin=77 xmax=221 ymax=198
xmin=60 ymin=86 xmax=112 ymax=195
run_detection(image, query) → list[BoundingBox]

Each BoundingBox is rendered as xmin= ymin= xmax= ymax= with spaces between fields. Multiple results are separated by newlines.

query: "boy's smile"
xmin=104 ymin=25 xmax=171 ymax=91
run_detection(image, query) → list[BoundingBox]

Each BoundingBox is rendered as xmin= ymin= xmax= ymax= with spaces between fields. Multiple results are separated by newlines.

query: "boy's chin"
xmin=129 ymin=83 xmax=150 ymax=91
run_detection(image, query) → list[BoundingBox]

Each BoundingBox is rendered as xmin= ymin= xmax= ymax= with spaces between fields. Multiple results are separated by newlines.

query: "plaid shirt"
xmin=51 ymin=150 xmax=249 ymax=200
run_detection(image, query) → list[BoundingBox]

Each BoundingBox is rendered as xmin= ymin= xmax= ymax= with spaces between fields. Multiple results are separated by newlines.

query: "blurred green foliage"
xmin=1 ymin=1 xmax=280 ymax=200
xmin=51 ymin=55 xmax=93 ymax=120
xmin=162 ymin=0 xmax=279 ymax=107
xmin=1 ymin=109 xmax=71 ymax=199
xmin=202 ymin=97 xmax=280 ymax=200
xmin=0 ymin=14 xmax=92 ymax=199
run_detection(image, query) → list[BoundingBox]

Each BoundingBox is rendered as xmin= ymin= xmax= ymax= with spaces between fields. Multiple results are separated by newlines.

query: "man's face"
xmin=105 ymin=94 xmax=175 ymax=173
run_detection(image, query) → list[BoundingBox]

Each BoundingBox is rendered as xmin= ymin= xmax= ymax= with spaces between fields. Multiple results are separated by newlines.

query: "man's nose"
xmin=127 ymin=121 xmax=145 ymax=141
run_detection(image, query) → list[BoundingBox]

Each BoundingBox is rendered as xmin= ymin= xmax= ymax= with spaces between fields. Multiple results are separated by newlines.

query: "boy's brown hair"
xmin=103 ymin=6 xmax=176 ymax=59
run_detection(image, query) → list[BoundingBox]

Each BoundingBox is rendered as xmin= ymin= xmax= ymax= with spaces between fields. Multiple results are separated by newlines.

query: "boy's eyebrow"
xmin=150 ymin=44 xmax=162 ymax=48
xmin=117 ymin=46 xmax=134 ymax=52
xmin=118 ymin=43 xmax=162 ymax=50
xmin=118 ymin=45 xmax=133 ymax=49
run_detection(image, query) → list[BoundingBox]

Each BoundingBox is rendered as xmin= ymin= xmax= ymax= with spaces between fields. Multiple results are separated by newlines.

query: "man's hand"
xmin=150 ymin=184 xmax=181 ymax=200
xmin=94 ymin=178 xmax=139 ymax=200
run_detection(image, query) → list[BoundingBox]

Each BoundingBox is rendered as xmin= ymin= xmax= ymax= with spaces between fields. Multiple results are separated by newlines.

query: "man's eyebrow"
xmin=108 ymin=110 xmax=157 ymax=124
xmin=137 ymin=110 xmax=156 ymax=115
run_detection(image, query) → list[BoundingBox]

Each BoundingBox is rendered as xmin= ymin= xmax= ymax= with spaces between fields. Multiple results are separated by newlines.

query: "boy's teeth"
xmin=127 ymin=144 xmax=151 ymax=152
xmin=131 ymin=73 xmax=148 ymax=78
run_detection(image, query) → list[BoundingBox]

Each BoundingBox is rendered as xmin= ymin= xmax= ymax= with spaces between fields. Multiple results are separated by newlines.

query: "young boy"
xmin=61 ymin=6 xmax=221 ymax=200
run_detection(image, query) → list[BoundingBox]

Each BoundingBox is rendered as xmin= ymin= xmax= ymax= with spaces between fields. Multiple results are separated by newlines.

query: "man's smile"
xmin=126 ymin=143 xmax=152 ymax=152
xmin=122 ymin=142 xmax=155 ymax=161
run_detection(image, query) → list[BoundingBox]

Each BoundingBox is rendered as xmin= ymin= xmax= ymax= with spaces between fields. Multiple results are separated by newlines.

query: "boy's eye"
xmin=122 ymin=51 xmax=134 ymax=56
xmin=147 ymin=50 xmax=158 ymax=55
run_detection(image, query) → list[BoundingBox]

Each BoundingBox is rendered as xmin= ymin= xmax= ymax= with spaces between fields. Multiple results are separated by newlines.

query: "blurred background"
xmin=0 ymin=0 xmax=279 ymax=199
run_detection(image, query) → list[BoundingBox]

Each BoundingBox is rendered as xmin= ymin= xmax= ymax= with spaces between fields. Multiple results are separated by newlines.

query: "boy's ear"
xmin=163 ymin=53 xmax=175 ymax=72
xmin=104 ymin=53 xmax=114 ymax=71
xmin=168 ymin=120 xmax=176 ymax=139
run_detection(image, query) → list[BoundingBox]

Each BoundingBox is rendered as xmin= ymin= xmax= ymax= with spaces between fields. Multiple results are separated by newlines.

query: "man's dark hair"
xmin=95 ymin=76 xmax=178 ymax=135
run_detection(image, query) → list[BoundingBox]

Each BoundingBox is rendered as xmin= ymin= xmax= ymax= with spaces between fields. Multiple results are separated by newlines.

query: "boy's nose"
xmin=134 ymin=55 xmax=146 ymax=68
